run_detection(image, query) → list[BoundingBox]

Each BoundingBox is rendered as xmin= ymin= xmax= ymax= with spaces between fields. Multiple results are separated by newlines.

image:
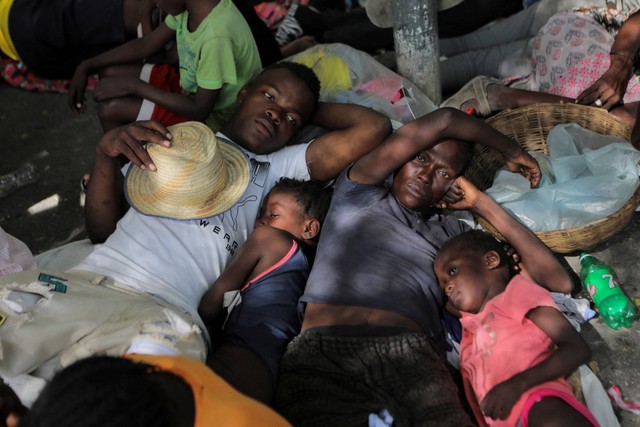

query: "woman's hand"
xmin=576 ymin=55 xmax=634 ymax=110
xmin=503 ymin=150 xmax=541 ymax=188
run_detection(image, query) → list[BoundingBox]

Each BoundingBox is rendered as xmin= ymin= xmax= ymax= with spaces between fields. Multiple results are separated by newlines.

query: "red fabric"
xmin=0 ymin=58 xmax=97 ymax=93
xmin=521 ymin=388 xmax=599 ymax=427
xmin=148 ymin=64 xmax=192 ymax=126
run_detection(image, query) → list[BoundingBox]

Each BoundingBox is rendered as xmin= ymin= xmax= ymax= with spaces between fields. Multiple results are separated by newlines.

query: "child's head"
xmin=434 ymin=230 xmax=510 ymax=314
xmin=255 ymin=178 xmax=332 ymax=245
xmin=391 ymin=138 xmax=474 ymax=212
xmin=225 ymin=62 xmax=321 ymax=155
xmin=20 ymin=356 xmax=189 ymax=427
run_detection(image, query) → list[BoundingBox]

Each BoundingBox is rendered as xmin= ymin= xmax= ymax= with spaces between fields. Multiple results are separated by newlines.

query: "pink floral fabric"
xmin=254 ymin=0 xmax=311 ymax=32
xmin=0 ymin=58 xmax=98 ymax=93
xmin=530 ymin=10 xmax=640 ymax=102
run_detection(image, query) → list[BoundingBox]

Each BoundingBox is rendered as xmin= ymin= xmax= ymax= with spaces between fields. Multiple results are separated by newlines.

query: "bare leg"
xmin=99 ymin=64 xmax=143 ymax=79
xmin=96 ymin=64 xmax=145 ymax=132
xmin=461 ymin=84 xmax=639 ymax=128
xmin=527 ymin=397 xmax=594 ymax=427
xmin=98 ymin=96 xmax=143 ymax=132
xmin=207 ymin=345 xmax=274 ymax=405
xmin=458 ymin=84 xmax=573 ymax=114
xmin=122 ymin=0 xmax=157 ymax=38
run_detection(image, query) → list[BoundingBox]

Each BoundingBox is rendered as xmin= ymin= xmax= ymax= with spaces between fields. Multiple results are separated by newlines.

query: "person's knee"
xmin=207 ymin=345 xmax=273 ymax=404
xmin=98 ymin=65 xmax=119 ymax=80
xmin=97 ymin=98 xmax=121 ymax=123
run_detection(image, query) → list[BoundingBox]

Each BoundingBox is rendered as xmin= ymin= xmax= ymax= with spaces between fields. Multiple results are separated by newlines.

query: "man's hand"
xmin=96 ymin=120 xmax=172 ymax=171
xmin=480 ymin=378 xmax=525 ymax=421
xmin=503 ymin=150 xmax=541 ymax=188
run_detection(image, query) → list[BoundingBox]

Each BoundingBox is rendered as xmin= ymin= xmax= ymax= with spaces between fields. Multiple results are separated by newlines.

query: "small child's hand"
xmin=480 ymin=378 xmax=524 ymax=421
xmin=503 ymin=243 xmax=522 ymax=274
xmin=68 ymin=62 xmax=89 ymax=114
xmin=436 ymin=176 xmax=482 ymax=210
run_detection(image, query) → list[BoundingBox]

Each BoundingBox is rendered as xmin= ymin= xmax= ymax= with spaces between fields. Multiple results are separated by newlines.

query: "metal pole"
xmin=391 ymin=0 xmax=442 ymax=105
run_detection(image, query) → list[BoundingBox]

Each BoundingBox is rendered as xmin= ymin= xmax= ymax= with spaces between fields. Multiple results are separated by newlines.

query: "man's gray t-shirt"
xmin=301 ymin=169 xmax=469 ymax=343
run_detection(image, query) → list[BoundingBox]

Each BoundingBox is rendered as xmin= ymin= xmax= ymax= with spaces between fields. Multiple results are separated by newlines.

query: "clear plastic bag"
xmin=289 ymin=43 xmax=437 ymax=127
xmin=486 ymin=124 xmax=640 ymax=231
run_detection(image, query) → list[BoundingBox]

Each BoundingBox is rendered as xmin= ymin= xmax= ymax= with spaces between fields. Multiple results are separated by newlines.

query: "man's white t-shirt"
xmin=72 ymin=135 xmax=310 ymax=322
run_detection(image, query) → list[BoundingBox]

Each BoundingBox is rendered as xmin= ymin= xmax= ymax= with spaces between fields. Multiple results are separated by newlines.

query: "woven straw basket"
xmin=464 ymin=103 xmax=640 ymax=253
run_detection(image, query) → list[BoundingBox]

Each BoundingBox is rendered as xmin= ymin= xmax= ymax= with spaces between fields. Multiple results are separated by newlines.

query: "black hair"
xmin=20 ymin=357 xmax=180 ymax=427
xmin=270 ymin=177 xmax=333 ymax=224
xmin=261 ymin=61 xmax=321 ymax=106
xmin=439 ymin=229 xmax=507 ymax=263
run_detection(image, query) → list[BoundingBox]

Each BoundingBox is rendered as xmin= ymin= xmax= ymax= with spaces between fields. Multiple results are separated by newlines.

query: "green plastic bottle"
xmin=579 ymin=253 xmax=636 ymax=329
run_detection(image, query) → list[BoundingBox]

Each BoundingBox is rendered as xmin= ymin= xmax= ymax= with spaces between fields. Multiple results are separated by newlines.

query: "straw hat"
xmin=125 ymin=121 xmax=250 ymax=220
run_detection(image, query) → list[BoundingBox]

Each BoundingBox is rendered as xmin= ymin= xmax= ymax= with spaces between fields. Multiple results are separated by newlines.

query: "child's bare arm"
xmin=94 ymin=79 xmax=220 ymax=122
xmin=197 ymin=232 xmax=264 ymax=327
xmin=197 ymin=226 xmax=294 ymax=327
xmin=480 ymin=306 xmax=591 ymax=420
xmin=68 ymin=23 xmax=175 ymax=113
xmin=349 ymin=108 xmax=540 ymax=187
xmin=446 ymin=177 xmax=573 ymax=294
xmin=137 ymin=0 xmax=158 ymax=37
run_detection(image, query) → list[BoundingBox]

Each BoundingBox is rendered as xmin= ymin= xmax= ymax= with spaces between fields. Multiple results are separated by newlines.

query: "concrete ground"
xmin=1 ymin=79 xmax=640 ymax=425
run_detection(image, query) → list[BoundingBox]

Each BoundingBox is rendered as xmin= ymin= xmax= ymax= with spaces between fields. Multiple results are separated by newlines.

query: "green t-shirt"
xmin=165 ymin=0 xmax=261 ymax=131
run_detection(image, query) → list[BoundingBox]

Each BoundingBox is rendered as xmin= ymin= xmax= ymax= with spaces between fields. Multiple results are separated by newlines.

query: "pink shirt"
xmin=459 ymin=275 xmax=573 ymax=427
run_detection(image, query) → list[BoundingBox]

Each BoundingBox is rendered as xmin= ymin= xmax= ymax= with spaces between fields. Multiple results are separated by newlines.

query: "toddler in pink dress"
xmin=435 ymin=229 xmax=600 ymax=427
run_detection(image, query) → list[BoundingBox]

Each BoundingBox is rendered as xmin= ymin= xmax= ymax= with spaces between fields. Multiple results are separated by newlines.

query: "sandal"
xmin=79 ymin=173 xmax=90 ymax=193
xmin=440 ymin=75 xmax=504 ymax=117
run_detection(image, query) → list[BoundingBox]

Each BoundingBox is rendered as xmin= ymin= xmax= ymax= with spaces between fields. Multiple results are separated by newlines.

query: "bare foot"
xmin=457 ymin=82 xmax=507 ymax=115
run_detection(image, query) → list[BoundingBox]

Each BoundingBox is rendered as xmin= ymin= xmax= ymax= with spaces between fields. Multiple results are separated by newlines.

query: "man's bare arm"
xmin=304 ymin=102 xmax=392 ymax=181
xmin=350 ymin=108 xmax=540 ymax=186
xmin=85 ymin=121 xmax=172 ymax=242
